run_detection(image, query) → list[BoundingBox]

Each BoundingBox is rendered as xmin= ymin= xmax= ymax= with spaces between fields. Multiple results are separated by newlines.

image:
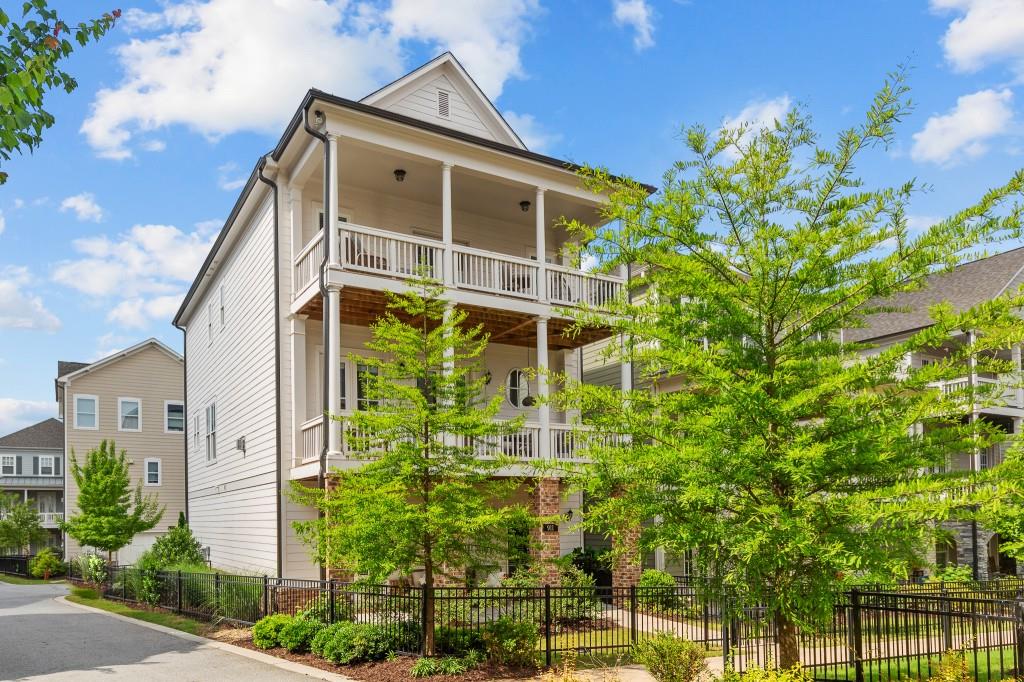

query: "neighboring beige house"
xmin=56 ymin=339 xmax=186 ymax=563
xmin=0 ymin=418 xmax=65 ymax=554
xmin=173 ymin=52 xmax=644 ymax=582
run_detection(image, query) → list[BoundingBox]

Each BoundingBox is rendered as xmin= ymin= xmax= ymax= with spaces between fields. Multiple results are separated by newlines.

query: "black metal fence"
xmin=67 ymin=565 xmax=1024 ymax=680
xmin=0 ymin=555 xmax=31 ymax=577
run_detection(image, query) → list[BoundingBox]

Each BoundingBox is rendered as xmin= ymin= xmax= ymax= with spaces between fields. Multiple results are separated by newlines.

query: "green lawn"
xmin=0 ymin=573 xmax=63 ymax=585
xmin=66 ymin=586 xmax=210 ymax=636
xmin=546 ymin=625 xmax=723 ymax=669
xmin=814 ymin=646 xmax=1018 ymax=682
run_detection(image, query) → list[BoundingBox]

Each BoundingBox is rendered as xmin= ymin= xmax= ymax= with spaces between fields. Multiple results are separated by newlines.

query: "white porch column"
xmin=288 ymin=184 xmax=304 ymax=269
xmin=535 ymin=187 xmax=547 ymax=301
xmin=290 ymin=315 xmax=308 ymax=467
xmin=1013 ymin=343 xmax=1022 ymax=407
xmin=537 ymin=316 xmax=550 ymax=459
xmin=620 ymin=334 xmax=634 ymax=393
xmin=441 ymin=162 xmax=454 ymax=286
xmin=326 ymin=133 xmax=342 ymax=455
xmin=967 ymin=329 xmax=979 ymax=472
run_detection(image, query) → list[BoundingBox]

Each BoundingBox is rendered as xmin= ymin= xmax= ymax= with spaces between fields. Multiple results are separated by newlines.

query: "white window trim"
xmin=506 ymin=369 xmax=530 ymax=409
xmin=144 ymin=457 xmax=162 ymax=486
xmin=165 ymin=400 xmax=185 ymax=434
xmin=39 ymin=455 xmax=55 ymax=477
xmin=205 ymin=400 xmax=217 ymax=464
xmin=219 ymin=286 xmax=226 ymax=327
xmin=117 ymin=397 xmax=143 ymax=432
xmin=1 ymin=455 xmax=14 ymax=476
xmin=74 ymin=394 xmax=99 ymax=431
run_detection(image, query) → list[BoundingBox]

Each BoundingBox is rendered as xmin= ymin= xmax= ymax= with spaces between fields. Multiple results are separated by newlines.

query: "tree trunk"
xmin=423 ymin=555 xmax=435 ymax=656
xmin=775 ymin=609 xmax=800 ymax=668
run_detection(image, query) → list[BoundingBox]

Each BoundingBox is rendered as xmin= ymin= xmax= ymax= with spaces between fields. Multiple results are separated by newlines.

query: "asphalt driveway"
xmin=0 ymin=581 xmax=324 ymax=681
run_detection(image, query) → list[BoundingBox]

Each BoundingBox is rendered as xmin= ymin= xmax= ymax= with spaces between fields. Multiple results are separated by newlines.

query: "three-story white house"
xmin=173 ymin=53 xmax=639 ymax=581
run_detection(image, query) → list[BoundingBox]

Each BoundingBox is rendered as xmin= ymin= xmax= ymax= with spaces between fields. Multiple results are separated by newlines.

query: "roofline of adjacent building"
xmin=56 ymin=338 xmax=183 ymax=385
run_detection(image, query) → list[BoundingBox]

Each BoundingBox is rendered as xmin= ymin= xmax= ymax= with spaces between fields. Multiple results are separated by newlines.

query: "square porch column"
xmin=531 ymin=477 xmax=562 ymax=585
xmin=535 ymin=187 xmax=547 ymax=301
xmin=536 ymin=316 xmax=550 ymax=459
xmin=289 ymin=314 xmax=307 ymax=467
xmin=441 ymin=161 xmax=454 ymax=286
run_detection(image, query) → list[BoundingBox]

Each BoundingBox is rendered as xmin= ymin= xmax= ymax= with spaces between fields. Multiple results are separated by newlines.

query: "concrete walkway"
xmin=0 ymin=581 xmax=340 ymax=681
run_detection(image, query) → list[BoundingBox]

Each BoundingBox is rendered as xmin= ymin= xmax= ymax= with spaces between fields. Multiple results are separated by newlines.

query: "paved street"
xmin=0 ymin=581 xmax=322 ymax=681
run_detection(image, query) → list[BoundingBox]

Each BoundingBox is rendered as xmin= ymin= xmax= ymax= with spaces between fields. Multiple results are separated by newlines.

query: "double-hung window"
xmin=356 ymin=364 xmax=379 ymax=411
xmin=205 ymin=402 xmax=217 ymax=463
xmin=39 ymin=456 xmax=54 ymax=476
xmin=74 ymin=395 xmax=98 ymax=430
xmin=1 ymin=456 xmax=14 ymax=476
xmin=118 ymin=398 xmax=142 ymax=432
xmin=165 ymin=401 xmax=185 ymax=433
xmin=145 ymin=458 xmax=161 ymax=486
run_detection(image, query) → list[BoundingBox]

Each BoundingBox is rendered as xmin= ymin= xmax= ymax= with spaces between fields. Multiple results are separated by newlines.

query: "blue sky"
xmin=1 ymin=0 xmax=1022 ymax=433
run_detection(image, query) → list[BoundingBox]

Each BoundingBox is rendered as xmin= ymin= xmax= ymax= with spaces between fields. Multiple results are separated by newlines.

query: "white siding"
xmin=185 ymin=194 xmax=280 ymax=574
xmin=387 ymin=74 xmax=498 ymax=141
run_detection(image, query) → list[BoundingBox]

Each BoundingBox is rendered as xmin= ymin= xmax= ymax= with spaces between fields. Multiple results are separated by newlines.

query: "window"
xmin=193 ymin=414 xmax=200 ymax=450
xmin=1 ymin=456 xmax=14 ymax=476
xmin=340 ymin=363 xmax=347 ymax=411
xmin=39 ymin=456 xmax=54 ymax=476
xmin=437 ymin=89 xmax=450 ymax=118
xmin=165 ymin=401 xmax=185 ymax=433
xmin=356 ymin=364 xmax=379 ymax=411
xmin=205 ymin=402 xmax=217 ymax=463
xmin=219 ymin=286 xmax=226 ymax=326
xmin=74 ymin=395 xmax=98 ymax=430
xmin=506 ymin=369 xmax=530 ymax=408
xmin=936 ymin=538 xmax=957 ymax=568
xmin=145 ymin=458 xmax=161 ymax=486
xmin=118 ymin=398 xmax=142 ymax=432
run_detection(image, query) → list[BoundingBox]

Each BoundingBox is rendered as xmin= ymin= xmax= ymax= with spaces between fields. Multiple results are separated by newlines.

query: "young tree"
xmin=61 ymin=440 xmax=164 ymax=564
xmin=0 ymin=492 xmax=47 ymax=553
xmin=0 ymin=1 xmax=120 ymax=183
xmin=290 ymin=281 xmax=531 ymax=654
xmin=558 ymin=71 xmax=1024 ymax=666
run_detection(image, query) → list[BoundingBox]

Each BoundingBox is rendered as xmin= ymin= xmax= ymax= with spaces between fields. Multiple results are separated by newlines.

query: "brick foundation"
xmin=611 ymin=522 xmax=642 ymax=588
xmin=531 ymin=477 xmax=562 ymax=585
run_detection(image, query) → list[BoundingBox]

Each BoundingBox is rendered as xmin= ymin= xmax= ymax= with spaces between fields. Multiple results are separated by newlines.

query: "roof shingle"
xmin=0 ymin=418 xmax=63 ymax=450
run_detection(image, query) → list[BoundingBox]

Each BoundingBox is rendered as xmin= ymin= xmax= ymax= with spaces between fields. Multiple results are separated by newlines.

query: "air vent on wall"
xmin=437 ymin=90 xmax=450 ymax=119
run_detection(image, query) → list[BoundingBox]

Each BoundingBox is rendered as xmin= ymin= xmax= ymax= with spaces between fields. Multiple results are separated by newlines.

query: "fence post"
xmin=328 ymin=579 xmax=336 ymax=624
xmin=215 ymin=572 xmax=220 ymax=614
xmin=544 ymin=584 xmax=552 ymax=668
xmin=262 ymin=575 xmax=269 ymax=618
xmin=122 ymin=566 xmax=127 ymax=601
xmin=721 ymin=595 xmax=730 ymax=667
xmin=176 ymin=570 xmax=183 ymax=613
xmin=420 ymin=584 xmax=429 ymax=657
xmin=630 ymin=584 xmax=638 ymax=645
xmin=942 ymin=589 xmax=953 ymax=651
xmin=851 ymin=588 xmax=864 ymax=682
xmin=1015 ymin=599 xmax=1024 ymax=679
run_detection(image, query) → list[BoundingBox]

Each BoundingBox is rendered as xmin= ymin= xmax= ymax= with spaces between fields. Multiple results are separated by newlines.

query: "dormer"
xmin=360 ymin=52 xmax=526 ymax=149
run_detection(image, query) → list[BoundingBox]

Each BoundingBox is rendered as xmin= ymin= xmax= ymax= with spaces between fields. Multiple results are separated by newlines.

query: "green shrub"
xmin=434 ymin=627 xmax=485 ymax=657
xmin=29 ymin=548 xmax=64 ymax=579
xmin=931 ymin=650 xmax=970 ymax=682
xmin=215 ymin=575 xmax=263 ymax=622
xmin=633 ymin=634 xmax=706 ymax=682
xmin=927 ymin=565 xmax=974 ymax=584
xmin=124 ymin=551 xmax=165 ymax=606
xmin=311 ymin=621 xmax=409 ymax=664
xmin=252 ymin=614 xmax=294 ymax=649
xmin=410 ymin=655 xmax=475 ymax=677
xmin=719 ymin=664 xmax=813 ymax=682
xmin=149 ymin=515 xmax=206 ymax=567
xmin=77 ymin=554 xmax=108 ymax=584
xmin=482 ymin=616 xmax=539 ymax=667
xmin=554 ymin=565 xmax=600 ymax=623
xmin=279 ymin=616 xmax=324 ymax=653
xmin=638 ymin=569 xmax=679 ymax=610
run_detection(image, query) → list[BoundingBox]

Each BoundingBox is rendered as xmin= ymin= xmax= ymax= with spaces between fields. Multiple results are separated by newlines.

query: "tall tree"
xmin=0 ymin=1 xmax=120 ymax=183
xmin=558 ymin=71 xmax=1024 ymax=666
xmin=61 ymin=440 xmax=164 ymax=563
xmin=290 ymin=281 xmax=531 ymax=655
xmin=0 ymin=492 xmax=47 ymax=553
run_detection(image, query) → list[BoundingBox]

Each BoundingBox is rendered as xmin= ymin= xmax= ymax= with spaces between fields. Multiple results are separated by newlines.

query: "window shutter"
xmin=15 ymin=456 xmax=22 ymax=475
xmin=54 ymin=457 xmax=61 ymax=476
xmin=32 ymin=456 xmax=39 ymax=475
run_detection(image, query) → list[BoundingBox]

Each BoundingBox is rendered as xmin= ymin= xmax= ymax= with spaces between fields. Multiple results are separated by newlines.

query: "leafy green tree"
xmin=61 ymin=440 xmax=164 ymax=563
xmin=148 ymin=512 xmax=206 ymax=567
xmin=0 ymin=1 xmax=120 ymax=183
xmin=0 ymin=492 xmax=47 ymax=553
xmin=558 ymin=70 xmax=1024 ymax=666
xmin=290 ymin=281 xmax=531 ymax=654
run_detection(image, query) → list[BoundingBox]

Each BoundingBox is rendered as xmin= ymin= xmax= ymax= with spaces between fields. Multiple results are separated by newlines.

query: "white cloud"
xmin=612 ymin=0 xmax=655 ymax=50
xmin=0 ymin=266 xmax=61 ymax=332
xmin=932 ymin=0 xmax=1024 ymax=77
xmin=140 ymin=139 xmax=167 ymax=152
xmin=911 ymin=88 xmax=1014 ymax=165
xmin=503 ymin=111 xmax=561 ymax=152
xmin=906 ymin=215 xmax=942 ymax=236
xmin=0 ymin=209 xmax=5 ymax=236
xmin=217 ymin=161 xmax=247 ymax=191
xmin=59 ymin=192 xmax=104 ymax=222
xmin=81 ymin=0 xmax=539 ymax=159
xmin=720 ymin=95 xmax=792 ymax=159
xmin=0 ymin=398 xmax=55 ymax=436
xmin=12 ymin=198 xmax=23 ymax=209
xmin=92 ymin=332 xmax=134 ymax=361
xmin=51 ymin=223 xmax=216 ymax=329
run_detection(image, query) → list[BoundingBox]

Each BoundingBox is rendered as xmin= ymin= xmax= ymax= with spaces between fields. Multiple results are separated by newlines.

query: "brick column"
xmin=531 ymin=477 xmax=562 ymax=585
xmin=612 ymin=523 xmax=643 ymax=588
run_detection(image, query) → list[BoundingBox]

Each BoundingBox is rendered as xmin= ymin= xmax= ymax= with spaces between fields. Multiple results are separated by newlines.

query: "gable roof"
xmin=0 ymin=418 xmax=63 ymax=450
xmin=57 ymin=361 xmax=88 ymax=378
xmin=846 ymin=247 xmax=1024 ymax=342
xmin=57 ymin=338 xmax=183 ymax=384
xmin=360 ymin=52 xmax=526 ymax=149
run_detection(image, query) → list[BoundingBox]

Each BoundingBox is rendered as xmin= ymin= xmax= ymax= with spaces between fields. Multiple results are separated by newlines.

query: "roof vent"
xmin=437 ymin=90 xmax=450 ymax=119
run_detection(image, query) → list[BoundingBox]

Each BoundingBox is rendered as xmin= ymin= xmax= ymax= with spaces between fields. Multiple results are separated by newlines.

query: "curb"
xmin=56 ymin=595 xmax=357 ymax=681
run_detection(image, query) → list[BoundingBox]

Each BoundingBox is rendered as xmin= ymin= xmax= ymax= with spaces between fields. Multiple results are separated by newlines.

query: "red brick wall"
xmin=531 ymin=477 xmax=562 ymax=585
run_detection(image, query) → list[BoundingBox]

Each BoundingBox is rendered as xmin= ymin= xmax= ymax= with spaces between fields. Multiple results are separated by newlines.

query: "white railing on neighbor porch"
xmin=340 ymin=224 xmax=444 ymax=281
xmin=929 ymin=375 xmax=1022 ymax=407
xmin=39 ymin=512 xmax=63 ymax=525
xmin=291 ymin=223 xmax=622 ymax=309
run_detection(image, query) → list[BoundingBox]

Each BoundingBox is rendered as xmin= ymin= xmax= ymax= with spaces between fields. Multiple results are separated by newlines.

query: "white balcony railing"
xmin=39 ymin=512 xmax=63 ymax=525
xmin=929 ymin=375 xmax=1022 ymax=408
xmin=297 ymin=415 xmax=615 ymax=465
xmin=292 ymin=223 xmax=622 ymax=309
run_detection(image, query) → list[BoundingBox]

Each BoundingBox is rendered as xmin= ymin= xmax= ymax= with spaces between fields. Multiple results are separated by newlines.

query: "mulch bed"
xmin=229 ymin=636 xmax=537 ymax=682
xmin=553 ymin=616 xmax=617 ymax=633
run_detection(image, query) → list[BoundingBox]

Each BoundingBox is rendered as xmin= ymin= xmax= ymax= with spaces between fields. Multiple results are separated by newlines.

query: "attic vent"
xmin=437 ymin=90 xmax=450 ymax=119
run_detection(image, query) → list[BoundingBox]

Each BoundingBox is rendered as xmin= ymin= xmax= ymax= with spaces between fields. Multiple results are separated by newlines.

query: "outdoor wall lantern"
xmin=394 ymin=168 xmax=407 ymax=182
xmin=519 ymin=200 xmax=531 ymax=212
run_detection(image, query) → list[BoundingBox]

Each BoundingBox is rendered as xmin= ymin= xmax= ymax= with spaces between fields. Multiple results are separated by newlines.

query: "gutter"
xmin=302 ymin=102 xmax=331 ymax=582
xmin=256 ymin=156 xmax=284 ymax=579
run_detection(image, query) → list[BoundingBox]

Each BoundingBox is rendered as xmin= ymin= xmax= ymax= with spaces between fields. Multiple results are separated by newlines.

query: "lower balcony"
xmin=295 ymin=415 xmax=615 ymax=470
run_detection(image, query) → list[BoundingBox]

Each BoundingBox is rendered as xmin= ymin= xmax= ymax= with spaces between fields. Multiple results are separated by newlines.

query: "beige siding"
xmin=185 ymin=194 xmax=281 ymax=575
xmin=63 ymin=345 xmax=185 ymax=560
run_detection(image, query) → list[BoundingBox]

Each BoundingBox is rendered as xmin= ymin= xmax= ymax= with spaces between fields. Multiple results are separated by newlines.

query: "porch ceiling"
xmin=296 ymin=287 xmax=612 ymax=350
